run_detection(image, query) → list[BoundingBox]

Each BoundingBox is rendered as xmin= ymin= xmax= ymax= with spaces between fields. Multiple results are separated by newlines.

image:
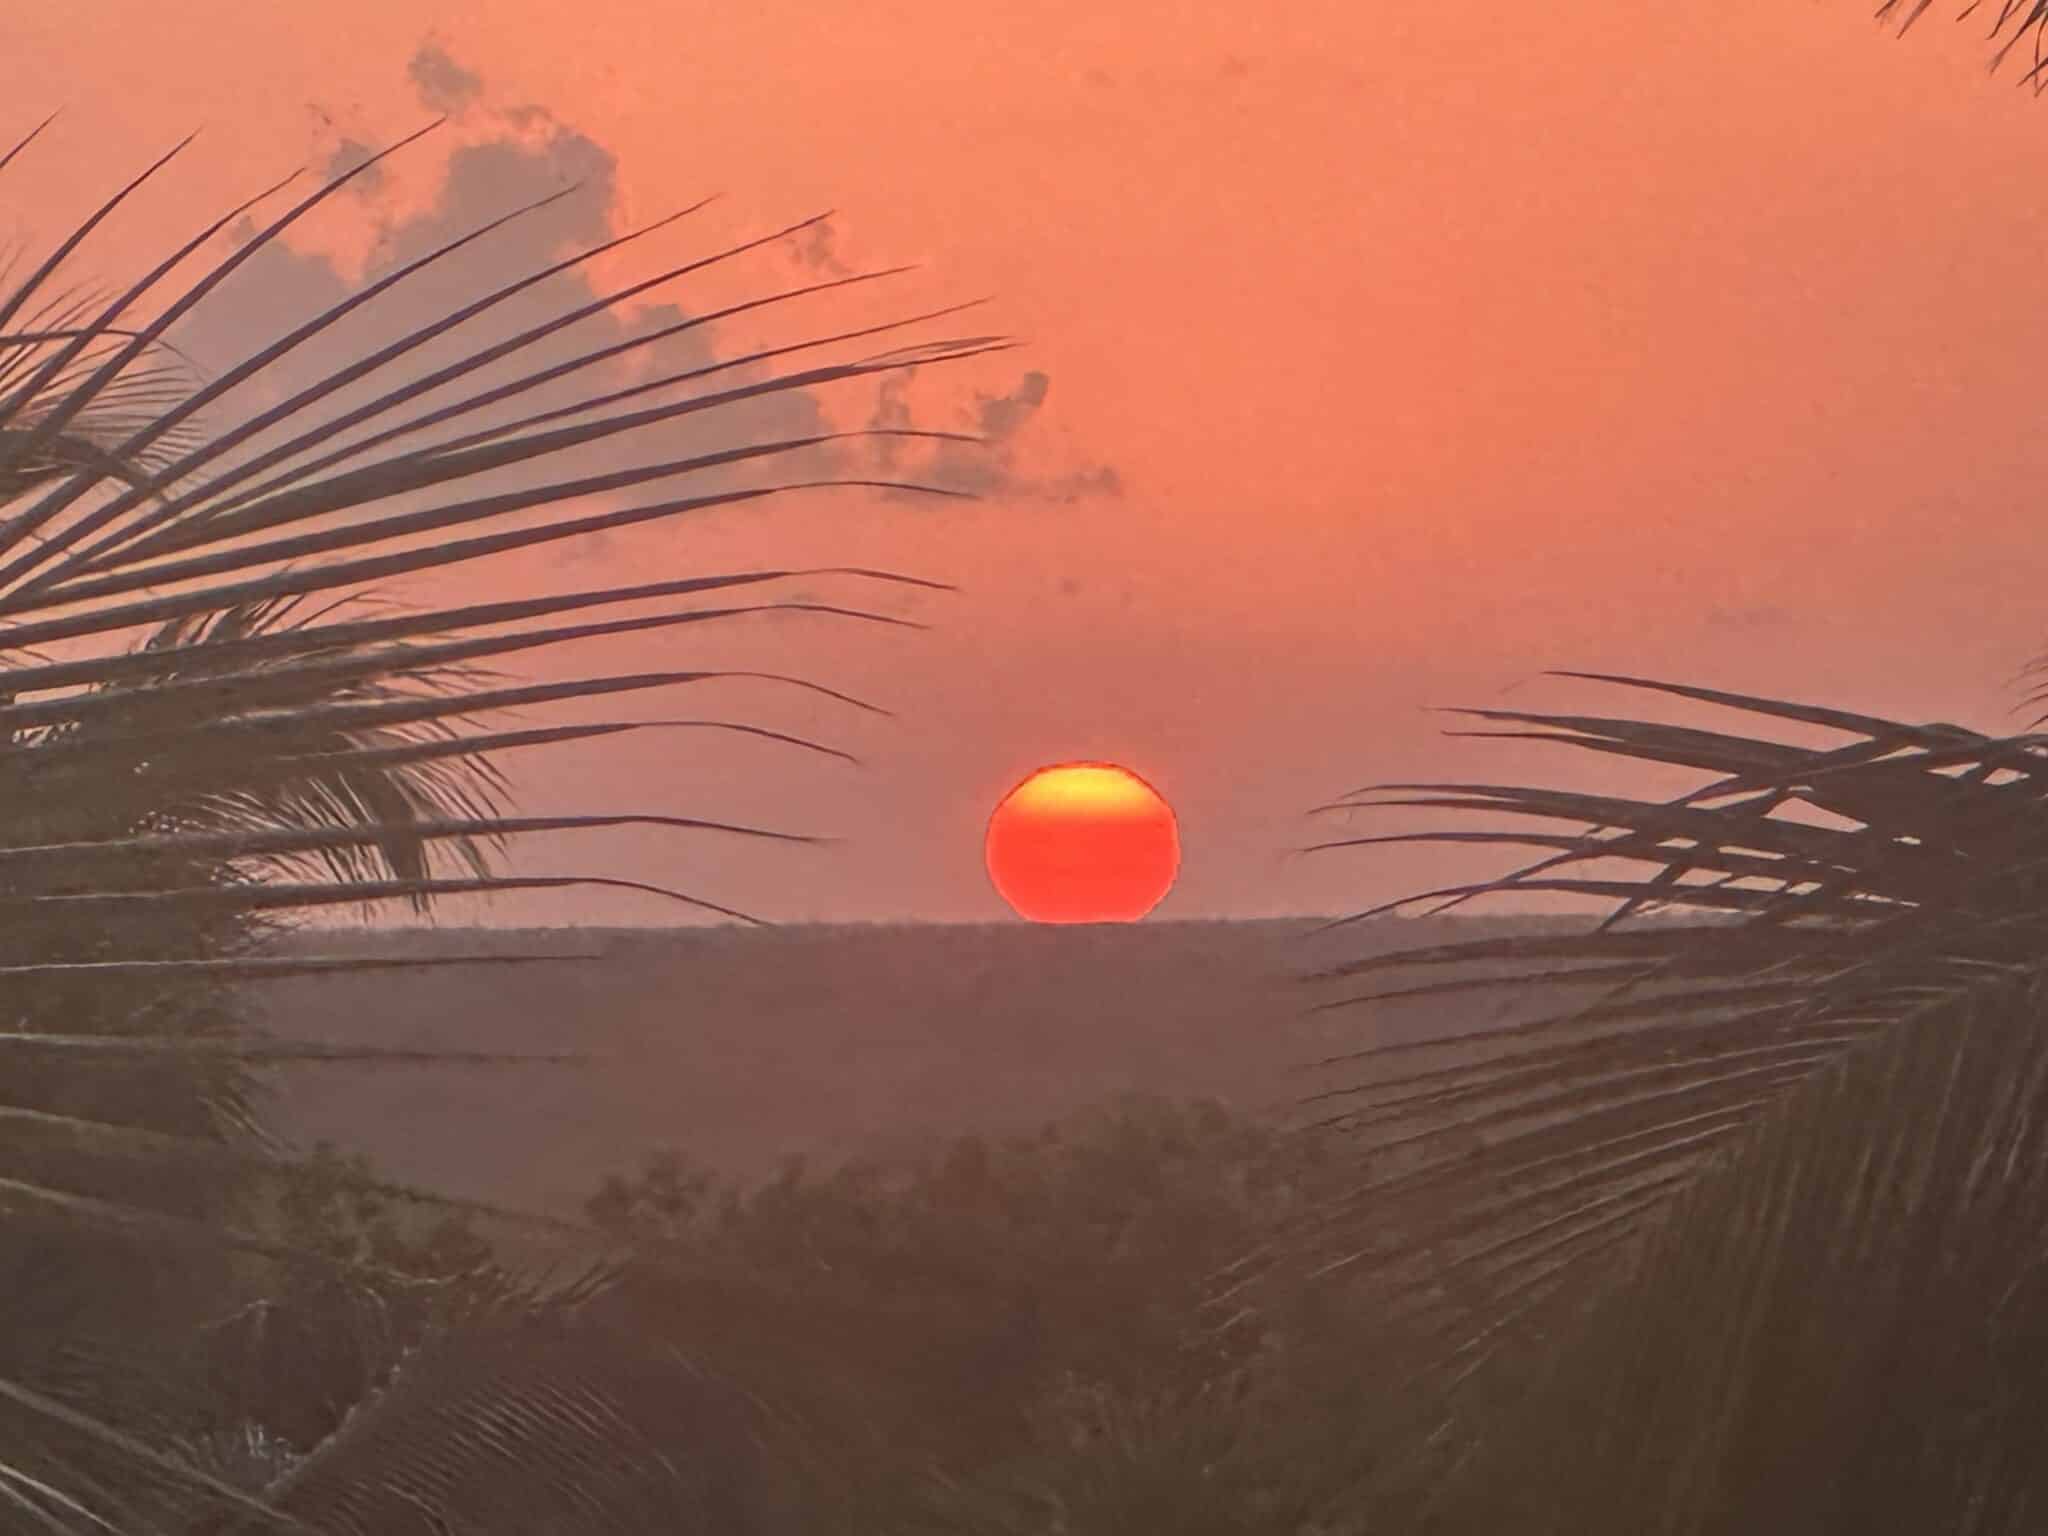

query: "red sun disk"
xmin=984 ymin=763 xmax=1180 ymax=923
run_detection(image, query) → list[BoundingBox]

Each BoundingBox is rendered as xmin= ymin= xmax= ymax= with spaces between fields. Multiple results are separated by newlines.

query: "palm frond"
xmin=1273 ymin=675 xmax=2048 ymax=1349
xmin=1881 ymin=1 xmax=2048 ymax=91
xmin=195 ymin=1283 xmax=788 ymax=1536
xmin=1271 ymin=672 xmax=2048 ymax=1528
xmin=1 ymin=116 xmax=997 ymax=1531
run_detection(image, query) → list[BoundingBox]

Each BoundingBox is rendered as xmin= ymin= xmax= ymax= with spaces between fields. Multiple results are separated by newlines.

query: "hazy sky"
xmin=6 ymin=3 xmax=2048 ymax=923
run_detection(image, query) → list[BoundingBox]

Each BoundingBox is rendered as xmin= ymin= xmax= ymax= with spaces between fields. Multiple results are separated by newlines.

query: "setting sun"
xmin=984 ymin=763 xmax=1180 ymax=923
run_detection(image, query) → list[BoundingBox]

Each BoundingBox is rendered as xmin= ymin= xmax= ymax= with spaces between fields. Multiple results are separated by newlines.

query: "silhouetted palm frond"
xmin=0 ymin=113 xmax=999 ymax=1533
xmin=183 ymin=1270 xmax=798 ymax=1536
xmin=1283 ymin=673 xmax=2048 ymax=1530
xmin=1880 ymin=1 xmax=2048 ymax=91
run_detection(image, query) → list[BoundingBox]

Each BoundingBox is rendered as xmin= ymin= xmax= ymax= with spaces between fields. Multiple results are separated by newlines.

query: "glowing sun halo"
xmin=984 ymin=762 xmax=1180 ymax=924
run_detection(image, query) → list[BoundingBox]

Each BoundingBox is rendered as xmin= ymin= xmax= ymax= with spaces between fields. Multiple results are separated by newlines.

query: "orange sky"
xmin=5 ymin=3 xmax=2047 ymax=922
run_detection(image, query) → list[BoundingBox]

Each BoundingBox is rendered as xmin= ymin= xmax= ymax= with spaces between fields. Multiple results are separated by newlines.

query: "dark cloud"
xmin=378 ymin=127 xmax=618 ymax=264
xmin=409 ymin=40 xmax=484 ymax=115
xmin=319 ymin=137 xmax=387 ymax=197
xmin=206 ymin=215 xmax=354 ymax=360
xmin=974 ymin=369 xmax=1048 ymax=441
xmin=864 ymin=367 xmax=1122 ymax=504
xmin=785 ymin=219 xmax=852 ymax=277
xmin=166 ymin=32 xmax=1108 ymax=609
xmin=170 ymin=43 xmax=834 ymax=572
xmin=866 ymin=372 xmax=916 ymax=474
xmin=161 ymin=40 xmax=1119 ymax=549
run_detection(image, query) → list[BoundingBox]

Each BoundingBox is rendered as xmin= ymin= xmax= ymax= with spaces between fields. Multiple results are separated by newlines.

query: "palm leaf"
xmin=1 ymin=115 xmax=998 ymax=1532
xmin=1880 ymin=2 xmax=2048 ymax=91
xmin=1275 ymin=672 xmax=2048 ymax=1529
xmin=180 ymin=1274 xmax=793 ymax=1536
xmin=1272 ymin=676 xmax=2034 ymax=1300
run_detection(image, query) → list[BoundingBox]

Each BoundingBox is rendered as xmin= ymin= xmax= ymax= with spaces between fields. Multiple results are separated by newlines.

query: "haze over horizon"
xmin=7 ymin=4 xmax=2044 ymax=924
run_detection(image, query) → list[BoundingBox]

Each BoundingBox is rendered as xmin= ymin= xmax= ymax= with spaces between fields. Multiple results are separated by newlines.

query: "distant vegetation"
xmin=578 ymin=1093 xmax=1396 ymax=1531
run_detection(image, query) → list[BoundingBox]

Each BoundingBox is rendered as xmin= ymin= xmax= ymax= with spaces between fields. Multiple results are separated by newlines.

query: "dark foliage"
xmin=583 ymin=1095 xmax=1390 ymax=1530
xmin=1 ymin=114 xmax=997 ymax=1532
xmin=1293 ymin=674 xmax=2048 ymax=1532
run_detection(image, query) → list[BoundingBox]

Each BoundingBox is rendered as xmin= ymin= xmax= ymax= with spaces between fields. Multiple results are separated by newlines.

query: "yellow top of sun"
xmin=1003 ymin=763 xmax=1166 ymax=819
